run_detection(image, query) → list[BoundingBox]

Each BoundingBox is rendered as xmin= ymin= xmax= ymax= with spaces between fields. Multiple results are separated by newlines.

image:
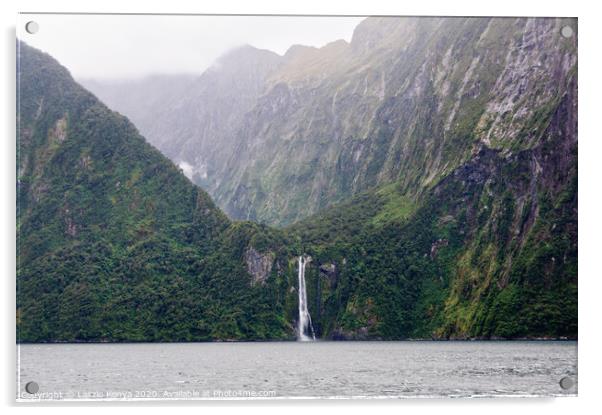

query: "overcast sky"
xmin=18 ymin=14 xmax=365 ymax=79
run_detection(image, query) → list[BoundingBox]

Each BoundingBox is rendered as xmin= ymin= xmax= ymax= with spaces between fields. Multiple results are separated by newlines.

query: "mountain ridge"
xmin=17 ymin=41 xmax=293 ymax=342
xmin=17 ymin=16 xmax=577 ymax=342
xmin=83 ymin=17 xmax=577 ymax=227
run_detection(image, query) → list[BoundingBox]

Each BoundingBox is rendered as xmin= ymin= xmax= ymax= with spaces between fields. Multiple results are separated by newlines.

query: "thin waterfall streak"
xmin=297 ymin=256 xmax=316 ymax=341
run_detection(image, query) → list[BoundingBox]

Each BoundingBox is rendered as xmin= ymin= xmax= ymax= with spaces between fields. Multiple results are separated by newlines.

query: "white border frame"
xmin=3 ymin=0 xmax=600 ymax=413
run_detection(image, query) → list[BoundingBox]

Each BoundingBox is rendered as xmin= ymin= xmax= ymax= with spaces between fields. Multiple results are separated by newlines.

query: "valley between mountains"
xmin=17 ymin=16 xmax=577 ymax=342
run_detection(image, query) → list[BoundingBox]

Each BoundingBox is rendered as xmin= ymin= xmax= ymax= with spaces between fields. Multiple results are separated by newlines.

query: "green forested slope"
xmin=17 ymin=15 xmax=577 ymax=343
xmin=289 ymin=70 xmax=577 ymax=339
xmin=17 ymin=42 xmax=291 ymax=342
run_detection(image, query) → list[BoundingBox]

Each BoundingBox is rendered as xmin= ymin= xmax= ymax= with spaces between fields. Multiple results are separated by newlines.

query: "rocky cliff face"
xmin=244 ymin=247 xmax=275 ymax=286
xmin=18 ymin=15 xmax=577 ymax=342
xmin=84 ymin=17 xmax=577 ymax=228
xmin=290 ymin=69 xmax=577 ymax=339
xmin=215 ymin=17 xmax=576 ymax=226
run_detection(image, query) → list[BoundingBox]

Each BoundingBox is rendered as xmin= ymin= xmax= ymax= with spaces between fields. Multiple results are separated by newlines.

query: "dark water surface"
xmin=17 ymin=341 xmax=577 ymax=400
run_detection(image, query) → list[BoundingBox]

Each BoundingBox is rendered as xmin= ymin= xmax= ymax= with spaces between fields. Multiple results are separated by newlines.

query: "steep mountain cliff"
xmin=217 ymin=17 xmax=577 ymax=226
xmin=84 ymin=17 xmax=577 ymax=228
xmin=17 ymin=42 xmax=292 ymax=342
xmin=289 ymin=82 xmax=577 ymax=339
xmin=81 ymin=45 xmax=283 ymax=190
xmin=17 ymin=15 xmax=577 ymax=342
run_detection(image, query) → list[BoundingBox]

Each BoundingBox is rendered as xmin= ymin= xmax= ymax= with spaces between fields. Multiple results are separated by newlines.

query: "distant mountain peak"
xmin=283 ymin=44 xmax=318 ymax=59
xmin=214 ymin=44 xmax=281 ymax=66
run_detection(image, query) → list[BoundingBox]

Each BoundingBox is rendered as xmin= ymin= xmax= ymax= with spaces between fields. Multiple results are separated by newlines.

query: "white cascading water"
xmin=297 ymin=256 xmax=316 ymax=341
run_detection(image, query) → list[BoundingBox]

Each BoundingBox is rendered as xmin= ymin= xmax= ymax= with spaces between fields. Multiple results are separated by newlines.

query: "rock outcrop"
xmin=244 ymin=247 xmax=275 ymax=286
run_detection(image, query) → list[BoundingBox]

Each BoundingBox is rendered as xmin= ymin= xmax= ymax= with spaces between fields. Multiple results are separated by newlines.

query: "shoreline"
xmin=16 ymin=337 xmax=578 ymax=345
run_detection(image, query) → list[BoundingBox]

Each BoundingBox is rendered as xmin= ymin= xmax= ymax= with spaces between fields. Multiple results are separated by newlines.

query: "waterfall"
xmin=297 ymin=256 xmax=316 ymax=341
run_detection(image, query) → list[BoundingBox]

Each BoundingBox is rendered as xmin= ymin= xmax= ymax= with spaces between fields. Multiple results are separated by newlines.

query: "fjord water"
xmin=297 ymin=256 xmax=316 ymax=341
xmin=18 ymin=341 xmax=576 ymax=400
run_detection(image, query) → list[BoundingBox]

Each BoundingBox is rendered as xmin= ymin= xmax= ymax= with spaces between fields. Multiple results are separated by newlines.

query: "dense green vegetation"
xmin=17 ymin=16 xmax=577 ymax=345
xmin=17 ymin=42 xmax=291 ymax=342
xmin=291 ymin=134 xmax=577 ymax=340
